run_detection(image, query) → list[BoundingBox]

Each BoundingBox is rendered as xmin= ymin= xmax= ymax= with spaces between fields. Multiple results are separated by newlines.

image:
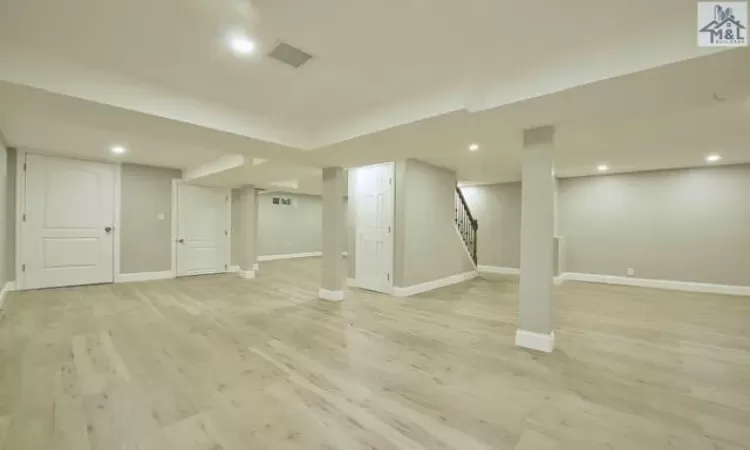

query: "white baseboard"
xmin=516 ymin=330 xmax=555 ymax=353
xmin=257 ymin=251 xmax=347 ymax=262
xmin=0 ymin=281 xmax=15 ymax=309
xmin=564 ymin=272 xmax=750 ymax=297
xmin=319 ymin=288 xmax=344 ymax=302
xmin=393 ymin=271 xmax=477 ymax=298
xmin=239 ymin=270 xmax=256 ymax=279
xmin=478 ymin=265 xmax=520 ymax=275
xmin=232 ymin=264 xmax=260 ymax=271
xmin=253 ymin=263 xmax=260 ymax=272
xmin=346 ymin=277 xmax=357 ymax=287
xmin=477 ymin=266 xmax=565 ymax=285
xmin=258 ymin=252 xmax=322 ymax=262
xmin=115 ymin=271 xmax=175 ymax=283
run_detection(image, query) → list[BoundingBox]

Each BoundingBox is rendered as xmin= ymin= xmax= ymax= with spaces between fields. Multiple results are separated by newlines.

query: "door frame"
xmin=353 ymin=162 xmax=395 ymax=294
xmin=171 ymin=179 xmax=232 ymax=277
xmin=14 ymin=149 xmax=122 ymax=291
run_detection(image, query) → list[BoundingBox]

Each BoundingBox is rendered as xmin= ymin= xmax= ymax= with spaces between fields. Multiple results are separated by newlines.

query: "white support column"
xmin=238 ymin=185 xmax=258 ymax=279
xmin=516 ymin=126 xmax=556 ymax=352
xmin=320 ymin=167 xmax=346 ymax=301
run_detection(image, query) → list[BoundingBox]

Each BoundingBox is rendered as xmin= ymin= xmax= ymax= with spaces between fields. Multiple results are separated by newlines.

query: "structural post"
xmin=238 ymin=185 xmax=258 ymax=279
xmin=516 ymin=126 xmax=556 ymax=352
xmin=320 ymin=167 xmax=346 ymax=301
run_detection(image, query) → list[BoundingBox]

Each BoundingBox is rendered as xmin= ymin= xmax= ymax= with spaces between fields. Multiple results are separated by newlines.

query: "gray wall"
xmin=394 ymin=159 xmax=475 ymax=286
xmin=462 ymin=182 xmax=522 ymax=269
xmin=465 ymin=164 xmax=750 ymax=286
xmin=232 ymin=192 xmax=325 ymax=262
xmin=0 ymin=139 xmax=7 ymax=289
xmin=120 ymin=164 xmax=181 ymax=274
xmin=258 ymin=193 xmax=323 ymax=257
xmin=559 ymin=164 xmax=750 ymax=286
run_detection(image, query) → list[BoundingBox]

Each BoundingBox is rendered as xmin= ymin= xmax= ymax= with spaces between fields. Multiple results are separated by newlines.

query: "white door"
xmin=22 ymin=154 xmax=116 ymax=289
xmin=354 ymin=162 xmax=394 ymax=293
xmin=176 ymin=183 xmax=230 ymax=277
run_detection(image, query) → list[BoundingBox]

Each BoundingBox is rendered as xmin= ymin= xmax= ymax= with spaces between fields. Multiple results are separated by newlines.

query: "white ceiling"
xmin=0 ymin=0 xmax=748 ymax=194
xmin=0 ymin=0 xmax=695 ymax=137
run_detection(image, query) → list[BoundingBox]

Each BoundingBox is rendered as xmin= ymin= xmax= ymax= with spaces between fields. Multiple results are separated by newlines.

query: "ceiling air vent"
xmin=268 ymin=42 xmax=313 ymax=68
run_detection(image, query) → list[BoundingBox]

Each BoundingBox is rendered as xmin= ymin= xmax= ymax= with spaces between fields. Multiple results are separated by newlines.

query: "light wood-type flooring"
xmin=1 ymin=258 xmax=749 ymax=449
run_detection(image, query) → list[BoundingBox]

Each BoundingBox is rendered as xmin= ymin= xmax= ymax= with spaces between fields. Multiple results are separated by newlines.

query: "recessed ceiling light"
xmin=705 ymin=153 xmax=721 ymax=163
xmin=229 ymin=35 xmax=255 ymax=55
xmin=110 ymin=145 xmax=127 ymax=155
xmin=469 ymin=143 xmax=479 ymax=151
xmin=597 ymin=164 xmax=608 ymax=172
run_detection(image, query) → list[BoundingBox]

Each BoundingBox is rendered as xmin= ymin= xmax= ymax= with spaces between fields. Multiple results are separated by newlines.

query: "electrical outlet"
xmin=627 ymin=268 xmax=635 ymax=276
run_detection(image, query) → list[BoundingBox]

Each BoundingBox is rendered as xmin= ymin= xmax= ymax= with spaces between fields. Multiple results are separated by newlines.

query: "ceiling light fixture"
xmin=705 ymin=153 xmax=721 ymax=163
xmin=469 ymin=143 xmax=479 ymax=151
xmin=597 ymin=164 xmax=608 ymax=172
xmin=110 ymin=145 xmax=127 ymax=155
xmin=229 ymin=35 xmax=255 ymax=55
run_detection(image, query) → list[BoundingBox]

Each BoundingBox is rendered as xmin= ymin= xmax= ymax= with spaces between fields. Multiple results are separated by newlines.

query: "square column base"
xmin=318 ymin=288 xmax=344 ymax=302
xmin=515 ymin=330 xmax=555 ymax=353
xmin=240 ymin=270 xmax=256 ymax=279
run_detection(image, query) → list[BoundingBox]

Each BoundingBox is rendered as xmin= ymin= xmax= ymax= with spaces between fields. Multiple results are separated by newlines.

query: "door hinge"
xmin=224 ymin=264 xmax=228 ymax=270
xmin=22 ymin=214 xmax=26 ymax=222
xmin=23 ymin=163 xmax=27 ymax=171
xmin=224 ymin=230 xmax=228 ymax=236
xmin=22 ymin=264 xmax=26 ymax=272
xmin=387 ymin=273 xmax=390 ymax=281
xmin=389 ymin=178 xmax=392 ymax=185
xmin=388 ymin=226 xmax=391 ymax=233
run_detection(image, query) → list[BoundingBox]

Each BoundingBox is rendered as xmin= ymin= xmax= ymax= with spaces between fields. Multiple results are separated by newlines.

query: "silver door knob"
xmin=104 ymin=226 xmax=113 ymax=233
xmin=177 ymin=239 xmax=185 ymax=244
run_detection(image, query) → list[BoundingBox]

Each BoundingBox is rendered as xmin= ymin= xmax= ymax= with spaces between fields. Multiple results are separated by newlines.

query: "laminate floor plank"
xmin=0 ymin=257 xmax=748 ymax=449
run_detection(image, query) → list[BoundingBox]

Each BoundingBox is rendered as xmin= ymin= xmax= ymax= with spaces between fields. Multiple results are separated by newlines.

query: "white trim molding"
xmin=228 ymin=265 xmax=241 ymax=273
xmin=0 ymin=281 xmax=16 ymax=309
xmin=563 ymin=272 xmax=750 ymax=296
xmin=516 ymin=330 xmax=556 ymax=353
xmin=239 ymin=270 xmax=256 ymax=279
xmin=393 ymin=271 xmax=477 ymax=298
xmin=258 ymin=252 xmax=322 ymax=262
xmin=113 ymin=164 xmax=122 ymax=280
xmin=478 ymin=265 xmax=520 ymax=275
xmin=115 ymin=271 xmax=174 ymax=283
xmin=319 ymin=288 xmax=344 ymax=302
xmin=170 ymin=179 xmax=178 ymax=277
xmin=346 ymin=277 xmax=357 ymax=287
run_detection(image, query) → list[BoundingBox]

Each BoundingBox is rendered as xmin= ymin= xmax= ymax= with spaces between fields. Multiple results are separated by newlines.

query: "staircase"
xmin=455 ymin=187 xmax=478 ymax=265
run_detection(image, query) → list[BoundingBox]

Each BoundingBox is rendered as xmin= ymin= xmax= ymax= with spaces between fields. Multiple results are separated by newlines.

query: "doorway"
xmin=19 ymin=153 xmax=117 ymax=289
xmin=174 ymin=182 xmax=231 ymax=277
xmin=354 ymin=162 xmax=394 ymax=293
